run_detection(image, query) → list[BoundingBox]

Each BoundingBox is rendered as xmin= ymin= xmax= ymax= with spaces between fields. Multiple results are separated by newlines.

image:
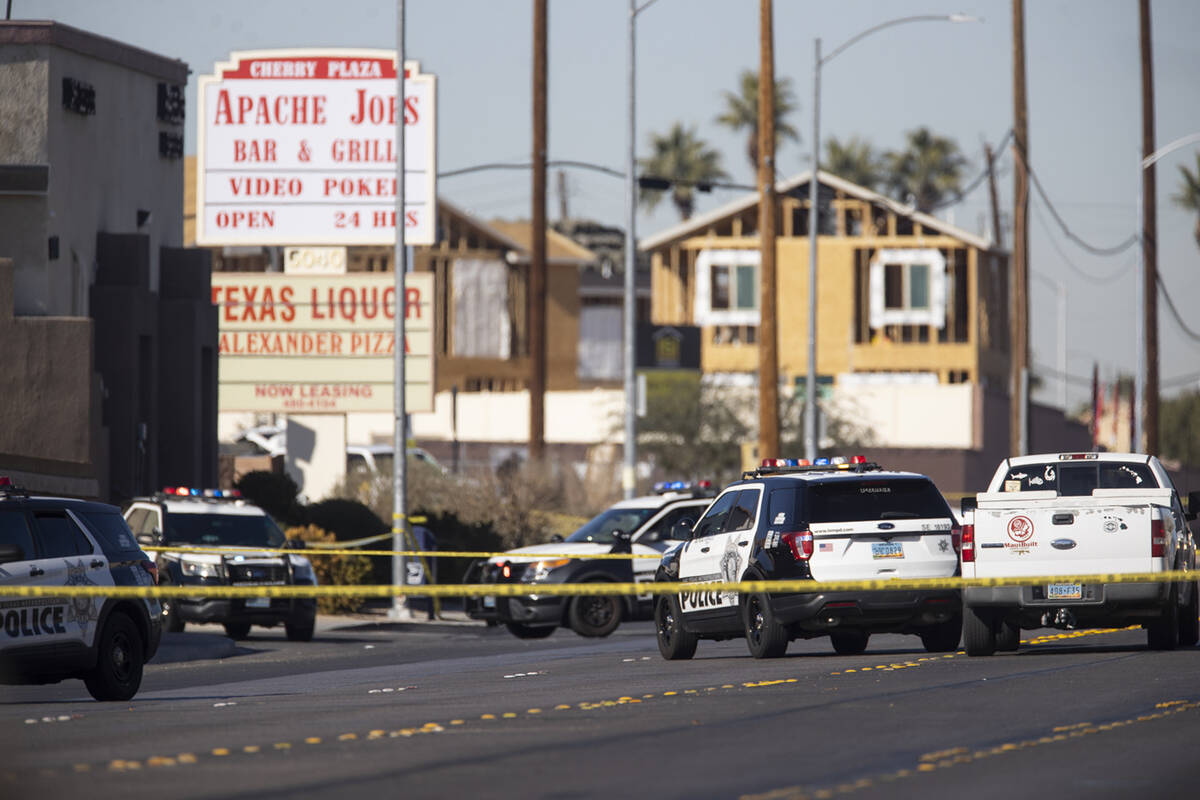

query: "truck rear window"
xmin=805 ymin=479 xmax=951 ymax=523
xmin=1001 ymin=462 xmax=1156 ymax=495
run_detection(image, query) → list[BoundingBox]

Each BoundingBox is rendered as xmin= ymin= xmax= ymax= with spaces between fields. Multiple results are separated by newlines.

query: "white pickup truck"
xmin=959 ymin=452 xmax=1199 ymax=656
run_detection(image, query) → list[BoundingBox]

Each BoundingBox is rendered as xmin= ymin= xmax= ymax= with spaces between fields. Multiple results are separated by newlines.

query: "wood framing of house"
xmin=640 ymin=170 xmax=1012 ymax=392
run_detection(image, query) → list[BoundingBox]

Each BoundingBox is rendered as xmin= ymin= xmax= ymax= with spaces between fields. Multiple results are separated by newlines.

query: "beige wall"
xmin=0 ymin=258 xmax=100 ymax=496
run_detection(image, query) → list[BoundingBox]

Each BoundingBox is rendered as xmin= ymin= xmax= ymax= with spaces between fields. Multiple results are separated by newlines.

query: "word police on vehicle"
xmin=0 ymin=477 xmax=162 ymax=701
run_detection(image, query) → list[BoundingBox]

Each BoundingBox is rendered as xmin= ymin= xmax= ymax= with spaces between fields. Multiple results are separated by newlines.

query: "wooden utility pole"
xmin=529 ymin=0 xmax=547 ymax=461
xmin=1139 ymin=0 xmax=1158 ymax=455
xmin=985 ymin=143 xmax=1003 ymax=250
xmin=757 ymin=0 xmax=780 ymax=460
xmin=1010 ymin=0 xmax=1030 ymax=458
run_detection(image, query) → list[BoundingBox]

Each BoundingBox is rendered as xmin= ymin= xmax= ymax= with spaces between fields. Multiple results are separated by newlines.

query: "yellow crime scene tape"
xmin=1 ymin=571 xmax=1194 ymax=599
xmin=141 ymin=545 xmax=661 ymax=559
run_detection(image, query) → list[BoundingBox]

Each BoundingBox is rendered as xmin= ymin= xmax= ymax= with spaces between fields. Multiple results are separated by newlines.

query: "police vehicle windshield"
xmin=565 ymin=508 xmax=656 ymax=545
xmin=166 ymin=513 xmax=286 ymax=548
xmin=807 ymin=478 xmax=951 ymax=523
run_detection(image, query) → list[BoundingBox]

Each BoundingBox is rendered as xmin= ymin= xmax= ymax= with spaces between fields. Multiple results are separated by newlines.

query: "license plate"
xmin=245 ymin=597 xmax=270 ymax=609
xmin=1047 ymin=583 xmax=1082 ymax=600
xmin=871 ymin=542 xmax=904 ymax=559
xmin=483 ymin=595 xmax=495 ymax=609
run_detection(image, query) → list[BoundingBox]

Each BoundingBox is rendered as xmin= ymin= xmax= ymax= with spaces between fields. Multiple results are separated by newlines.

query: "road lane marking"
xmin=37 ymin=625 xmax=1141 ymax=777
xmin=738 ymin=698 xmax=1200 ymax=800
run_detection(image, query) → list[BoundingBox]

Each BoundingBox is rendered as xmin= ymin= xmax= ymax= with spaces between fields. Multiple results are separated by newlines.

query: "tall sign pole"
xmin=529 ymin=0 xmax=548 ymax=462
xmin=390 ymin=0 xmax=410 ymax=620
xmin=757 ymin=0 xmax=780 ymax=461
xmin=623 ymin=0 xmax=638 ymax=498
xmin=1010 ymin=0 xmax=1030 ymax=458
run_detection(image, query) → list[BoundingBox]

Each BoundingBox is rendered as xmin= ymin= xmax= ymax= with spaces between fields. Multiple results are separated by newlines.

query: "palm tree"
xmin=883 ymin=127 xmax=967 ymax=212
xmin=823 ymin=136 xmax=882 ymax=190
xmin=638 ymin=123 xmax=728 ymax=221
xmin=715 ymin=69 xmax=800 ymax=174
xmin=1172 ymin=151 xmax=1200 ymax=250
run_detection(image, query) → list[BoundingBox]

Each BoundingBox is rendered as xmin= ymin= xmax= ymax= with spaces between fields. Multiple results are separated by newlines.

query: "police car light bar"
xmin=1057 ymin=453 xmax=1100 ymax=461
xmin=0 ymin=476 xmax=30 ymax=498
xmin=749 ymin=456 xmax=880 ymax=479
xmin=160 ymin=486 xmax=243 ymax=499
xmin=653 ymin=480 xmax=716 ymax=496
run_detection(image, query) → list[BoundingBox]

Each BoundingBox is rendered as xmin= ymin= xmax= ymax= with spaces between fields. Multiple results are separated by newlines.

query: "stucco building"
xmin=0 ymin=21 xmax=217 ymax=500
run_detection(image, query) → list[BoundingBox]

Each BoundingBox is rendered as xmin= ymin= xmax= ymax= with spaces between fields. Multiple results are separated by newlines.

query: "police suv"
xmin=124 ymin=488 xmax=317 ymax=641
xmin=0 ymin=478 xmax=162 ymax=701
xmin=654 ymin=458 xmax=963 ymax=659
xmin=464 ymin=483 xmax=716 ymax=639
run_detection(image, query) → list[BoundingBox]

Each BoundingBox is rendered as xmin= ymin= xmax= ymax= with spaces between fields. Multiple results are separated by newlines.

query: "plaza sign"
xmin=196 ymin=49 xmax=436 ymax=246
xmin=211 ymin=272 xmax=434 ymax=413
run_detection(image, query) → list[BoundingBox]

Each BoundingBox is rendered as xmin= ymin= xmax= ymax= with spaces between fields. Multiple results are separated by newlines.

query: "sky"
xmin=15 ymin=0 xmax=1200 ymax=411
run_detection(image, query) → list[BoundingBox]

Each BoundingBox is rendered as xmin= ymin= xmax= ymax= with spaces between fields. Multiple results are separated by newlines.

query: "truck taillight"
xmin=781 ymin=530 xmax=814 ymax=561
xmin=1151 ymin=519 xmax=1166 ymax=558
xmin=951 ymin=526 xmax=962 ymax=555
xmin=960 ymin=523 xmax=975 ymax=563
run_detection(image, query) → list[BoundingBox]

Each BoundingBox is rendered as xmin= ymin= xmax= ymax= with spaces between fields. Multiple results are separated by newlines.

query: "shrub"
xmin=285 ymin=525 xmax=372 ymax=614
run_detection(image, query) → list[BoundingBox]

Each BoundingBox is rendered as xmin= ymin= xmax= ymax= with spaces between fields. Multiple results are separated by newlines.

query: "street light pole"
xmin=389 ymin=0 xmax=410 ymax=621
xmin=805 ymin=37 xmax=820 ymax=462
xmin=805 ymin=13 xmax=979 ymax=462
xmin=623 ymin=0 xmax=661 ymax=498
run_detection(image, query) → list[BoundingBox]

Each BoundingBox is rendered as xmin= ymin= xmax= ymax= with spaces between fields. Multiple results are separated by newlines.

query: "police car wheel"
xmin=505 ymin=623 xmax=556 ymax=639
xmin=829 ymin=629 xmax=869 ymax=656
xmin=744 ymin=593 xmax=789 ymax=659
xmin=224 ymin=622 xmax=252 ymax=640
xmin=285 ymin=615 xmax=315 ymax=642
xmin=84 ymin=613 xmax=144 ymax=702
xmin=919 ymin=614 xmax=963 ymax=653
xmin=568 ymin=594 xmax=621 ymax=638
xmin=162 ymin=597 xmax=185 ymax=634
xmin=655 ymin=596 xmax=697 ymax=660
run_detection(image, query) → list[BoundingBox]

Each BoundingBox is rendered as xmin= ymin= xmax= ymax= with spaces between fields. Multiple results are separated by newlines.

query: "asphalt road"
xmin=2 ymin=618 xmax=1197 ymax=799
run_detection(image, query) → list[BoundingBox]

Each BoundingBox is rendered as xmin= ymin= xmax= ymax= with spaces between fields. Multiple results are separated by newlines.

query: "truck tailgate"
xmin=971 ymin=491 xmax=1170 ymax=578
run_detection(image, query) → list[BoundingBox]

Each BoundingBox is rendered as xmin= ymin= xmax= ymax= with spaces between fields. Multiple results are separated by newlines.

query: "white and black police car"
xmin=465 ymin=482 xmax=716 ymax=639
xmin=0 ymin=477 xmax=162 ymax=701
xmin=124 ymin=488 xmax=317 ymax=641
xmin=654 ymin=457 xmax=963 ymax=659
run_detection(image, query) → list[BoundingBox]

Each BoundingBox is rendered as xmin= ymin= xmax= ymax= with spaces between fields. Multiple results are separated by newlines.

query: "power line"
xmin=1156 ymin=271 xmax=1200 ymax=343
xmin=1016 ymin=149 xmax=1139 ymax=256
xmin=929 ymin=129 xmax=1013 ymax=212
xmin=1031 ymin=196 xmax=1132 ymax=285
xmin=1031 ymin=361 xmax=1096 ymax=389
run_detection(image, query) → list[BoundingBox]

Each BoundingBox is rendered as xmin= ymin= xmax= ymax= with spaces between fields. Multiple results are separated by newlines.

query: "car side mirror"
xmin=284 ymin=538 xmax=308 ymax=550
xmin=610 ymin=529 xmax=632 ymax=554
xmin=674 ymin=518 xmax=696 ymax=540
xmin=549 ymin=533 xmax=564 ymax=543
xmin=0 ymin=542 xmax=24 ymax=565
xmin=960 ymin=497 xmax=977 ymax=515
xmin=1187 ymin=491 xmax=1200 ymax=522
